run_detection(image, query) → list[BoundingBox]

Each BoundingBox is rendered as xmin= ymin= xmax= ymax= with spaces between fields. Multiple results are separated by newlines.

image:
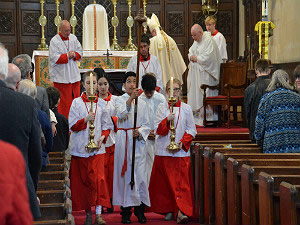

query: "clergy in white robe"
xmin=113 ymin=73 xmax=151 ymax=211
xmin=147 ymin=14 xmax=186 ymax=87
xmin=126 ymin=34 xmax=164 ymax=93
xmin=49 ymin=20 xmax=82 ymax=118
xmin=148 ymin=79 xmax=197 ymax=222
xmin=139 ymin=74 xmax=166 ymax=186
xmin=187 ymin=24 xmax=222 ymax=126
xmin=82 ymin=4 xmax=110 ymax=50
xmin=205 ymin=16 xmax=228 ymax=62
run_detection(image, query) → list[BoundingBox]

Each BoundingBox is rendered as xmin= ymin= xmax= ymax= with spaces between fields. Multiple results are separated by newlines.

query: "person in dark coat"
xmin=0 ymin=45 xmax=42 ymax=219
xmin=244 ymin=59 xmax=271 ymax=142
xmin=47 ymin=86 xmax=69 ymax=152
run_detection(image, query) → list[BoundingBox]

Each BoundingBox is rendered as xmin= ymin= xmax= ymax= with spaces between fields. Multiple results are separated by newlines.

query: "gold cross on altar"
xmin=103 ymin=49 xmax=113 ymax=67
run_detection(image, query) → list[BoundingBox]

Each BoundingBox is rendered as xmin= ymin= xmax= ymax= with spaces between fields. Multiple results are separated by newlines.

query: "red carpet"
xmin=196 ymin=125 xmax=249 ymax=133
xmin=73 ymin=207 xmax=200 ymax=225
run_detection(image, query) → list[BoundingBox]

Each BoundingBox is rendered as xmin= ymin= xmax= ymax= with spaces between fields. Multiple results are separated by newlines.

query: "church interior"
xmin=0 ymin=0 xmax=300 ymax=225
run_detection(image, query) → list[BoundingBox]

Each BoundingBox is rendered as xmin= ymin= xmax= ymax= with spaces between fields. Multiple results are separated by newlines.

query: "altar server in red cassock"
xmin=69 ymin=71 xmax=113 ymax=225
xmin=149 ymin=78 xmax=197 ymax=224
xmin=96 ymin=68 xmax=118 ymax=212
xmin=49 ymin=20 xmax=82 ymax=118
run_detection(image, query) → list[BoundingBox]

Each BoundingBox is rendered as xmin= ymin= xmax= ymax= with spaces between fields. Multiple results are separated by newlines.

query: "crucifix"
xmin=103 ymin=49 xmax=113 ymax=68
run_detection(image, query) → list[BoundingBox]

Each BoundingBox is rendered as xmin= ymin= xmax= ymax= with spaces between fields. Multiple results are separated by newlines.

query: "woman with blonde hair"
xmin=255 ymin=69 xmax=300 ymax=153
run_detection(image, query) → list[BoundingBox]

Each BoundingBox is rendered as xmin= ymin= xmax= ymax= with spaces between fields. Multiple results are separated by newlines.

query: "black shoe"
xmin=134 ymin=204 xmax=147 ymax=224
xmin=107 ymin=205 xmax=114 ymax=213
xmin=135 ymin=214 xmax=147 ymax=224
xmin=121 ymin=218 xmax=132 ymax=224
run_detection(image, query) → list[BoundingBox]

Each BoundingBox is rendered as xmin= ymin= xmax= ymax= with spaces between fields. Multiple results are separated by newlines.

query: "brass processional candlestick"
xmin=37 ymin=0 xmax=48 ymax=50
xmin=110 ymin=0 xmax=123 ymax=50
xmin=85 ymin=95 xmax=99 ymax=153
xmin=54 ymin=0 xmax=62 ymax=34
xmin=124 ymin=0 xmax=137 ymax=51
xmin=167 ymin=97 xmax=180 ymax=152
xmin=70 ymin=0 xmax=78 ymax=34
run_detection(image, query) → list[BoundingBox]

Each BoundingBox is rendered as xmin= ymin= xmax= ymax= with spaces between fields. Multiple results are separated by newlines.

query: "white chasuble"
xmin=149 ymin=31 xmax=186 ymax=86
xmin=139 ymin=91 xmax=166 ymax=186
xmin=187 ymin=31 xmax=222 ymax=126
xmin=113 ymin=94 xmax=151 ymax=207
xmin=126 ymin=54 xmax=164 ymax=93
xmin=82 ymin=4 xmax=110 ymax=50
xmin=49 ymin=34 xmax=82 ymax=83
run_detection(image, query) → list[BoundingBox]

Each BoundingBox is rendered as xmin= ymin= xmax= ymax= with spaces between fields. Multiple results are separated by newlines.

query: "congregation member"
xmin=49 ymin=20 xmax=83 ymax=118
xmin=0 ymin=44 xmax=42 ymax=219
xmin=255 ymin=69 xmax=300 ymax=152
xmin=126 ymin=34 xmax=164 ymax=93
xmin=187 ymin=24 xmax=222 ymax=126
xmin=97 ymin=68 xmax=118 ymax=213
xmin=0 ymin=140 xmax=33 ymax=225
xmin=244 ymin=59 xmax=271 ymax=142
xmin=113 ymin=72 xmax=151 ymax=224
xmin=149 ymin=78 xmax=197 ymax=224
xmin=205 ymin=16 xmax=228 ymax=62
xmin=12 ymin=54 xmax=50 ymax=117
xmin=69 ymin=71 xmax=113 ymax=225
xmin=294 ymin=64 xmax=300 ymax=89
xmin=46 ymin=87 xmax=69 ymax=152
xmin=18 ymin=79 xmax=53 ymax=171
xmin=147 ymin=13 xmax=186 ymax=87
xmin=139 ymin=73 xmax=166 ymax=186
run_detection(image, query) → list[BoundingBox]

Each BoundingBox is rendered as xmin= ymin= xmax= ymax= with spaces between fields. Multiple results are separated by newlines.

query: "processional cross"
xmin=103 ymin=49 xmax=113 ymax=68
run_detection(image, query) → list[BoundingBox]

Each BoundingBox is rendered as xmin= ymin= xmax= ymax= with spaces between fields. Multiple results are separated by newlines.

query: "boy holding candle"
xmin=69 ymin=71 xmax=113 ymax=225
xmin=113 ymin=72 xmax=151 ymax=224
xmin=148 ymin=78 xmax=197 ymax=224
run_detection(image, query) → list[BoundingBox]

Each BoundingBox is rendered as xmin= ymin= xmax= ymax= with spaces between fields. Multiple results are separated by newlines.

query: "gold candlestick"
xmin=167 ymin=97 xmax=180 ymax=153
xmin=124 ymin=0 xmax=137 ymax=51
xmin=110 ymin=0 xmax=122 ymax=50
xmin=85 ymin=95 xmax=99 ymax=153
xmin=54 ymin=0 xmax=62 ymax=34
xmin=70 ymin=0 xmax=78 ymax=34
xmin=37 ymin=0 xmax=48 ymax=50
xmin=142 ymin=0 xmax=148 ymax=34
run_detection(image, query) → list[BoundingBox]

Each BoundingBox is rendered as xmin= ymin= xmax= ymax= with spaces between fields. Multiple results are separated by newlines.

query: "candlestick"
xmin=170 ymin=77 xmax=174 ymax=97
xmin=90 ymin=72 xmax=93 ymax=95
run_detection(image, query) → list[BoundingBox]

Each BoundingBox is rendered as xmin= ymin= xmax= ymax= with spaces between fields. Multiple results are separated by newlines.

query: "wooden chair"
xmin=201 ymin=62 xmax=248 ymax=128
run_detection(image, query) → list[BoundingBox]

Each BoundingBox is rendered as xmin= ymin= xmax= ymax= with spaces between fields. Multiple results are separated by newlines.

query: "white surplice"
xmin=213 ymin=31 xmax=228 ymax=62
xmin=68 ymin=95 xmax=113 ymax=157
xmin=49 ymin=34 xmax=83 ymax=83
xmin=126 ymin=54 xmax=164 ymax=93
xmin=187 ymin=31 xmax=222 ymax=126
xmin=139 ymin=91 xmax=166 ymax=186
xmin=154 ymin=101 xmax=197 ymax=157
xmin=112 ymin=94 xmax=151 ymax=207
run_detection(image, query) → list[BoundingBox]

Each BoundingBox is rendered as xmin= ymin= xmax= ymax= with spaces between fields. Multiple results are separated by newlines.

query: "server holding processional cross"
xmin=112 ymin=6 xmax=151 ymax=224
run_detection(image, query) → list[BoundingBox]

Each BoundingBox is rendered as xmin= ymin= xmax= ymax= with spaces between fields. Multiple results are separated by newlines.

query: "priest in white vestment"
xmin=82 ymin=4 xmax=110 ymax=50
xmin=49 ymin=20 xmax=82 ymax=118
xmin=126 ymin=34 xmax=164 ymax=93
xmin=205 ymin=16 xmax=228 ymax=62
xmin=187 ymin=24 xmax=222 ymax=126
xmin=147 ymin=14 xmax=186 ymax=86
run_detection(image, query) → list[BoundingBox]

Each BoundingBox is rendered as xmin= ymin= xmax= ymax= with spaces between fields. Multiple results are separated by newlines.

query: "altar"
xmin=32 ymin=50 xmax=137 ymax=88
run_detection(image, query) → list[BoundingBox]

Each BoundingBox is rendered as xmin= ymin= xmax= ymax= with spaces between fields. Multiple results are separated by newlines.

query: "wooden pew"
xmin=259 ymin=173 xmax=300 ymax=225
xmin=279 ymin=182 xmax=300 ymax=225
xmin=241 ymin=165 xmax=300 ymax=225
xmin=203 ymin=146 xmax=261 ymax=224
xmin=226 ymin=157 xmax=300 ymax=225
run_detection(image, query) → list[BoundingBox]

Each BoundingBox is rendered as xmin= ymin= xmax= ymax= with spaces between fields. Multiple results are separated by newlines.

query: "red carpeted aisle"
xmin=73 ymin=207 xmax=200 ymax=225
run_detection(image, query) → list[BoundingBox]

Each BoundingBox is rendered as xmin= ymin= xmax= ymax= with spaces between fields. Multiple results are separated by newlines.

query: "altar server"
xmin=149 ymin=78 xmax=197 ymax=224
xmin=113 ymin=72 xmax=151 ymax=224
xmin=49 ymin=20 xmax=83 ymax=118
xmin=69 ymin=71 xmax=112 ymax=225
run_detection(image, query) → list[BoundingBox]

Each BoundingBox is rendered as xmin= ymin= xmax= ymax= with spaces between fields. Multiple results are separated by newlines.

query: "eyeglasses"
xmin=167 ymin=88 xmax=181 ymax=93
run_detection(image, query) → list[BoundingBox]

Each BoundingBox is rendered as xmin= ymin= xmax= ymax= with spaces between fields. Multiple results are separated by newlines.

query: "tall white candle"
xmin=90 ymin=72 xmax=93 ymax=95
xmin=170 ymin=77 xmax=174 ymax=97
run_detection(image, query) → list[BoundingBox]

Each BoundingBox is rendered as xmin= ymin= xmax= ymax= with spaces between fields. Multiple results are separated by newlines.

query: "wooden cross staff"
xmin=130 ymin=6 xmax=147 ymax=190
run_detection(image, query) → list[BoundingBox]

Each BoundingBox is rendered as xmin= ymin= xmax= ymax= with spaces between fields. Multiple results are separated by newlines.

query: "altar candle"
xmin=170 ymin=77 xmax=174 ymax=97
xmin=90 ymin=72 xmax=93 ymax=95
